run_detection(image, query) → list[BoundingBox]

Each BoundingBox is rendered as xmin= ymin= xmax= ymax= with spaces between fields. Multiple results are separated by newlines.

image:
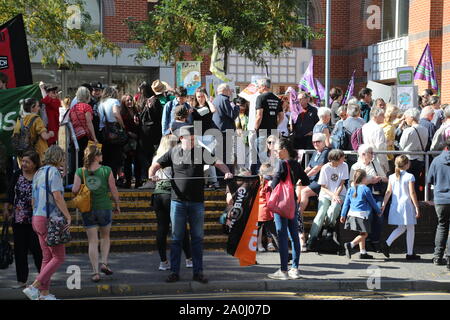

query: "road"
xmin=73 ymin=291 xmax=450 ymax=300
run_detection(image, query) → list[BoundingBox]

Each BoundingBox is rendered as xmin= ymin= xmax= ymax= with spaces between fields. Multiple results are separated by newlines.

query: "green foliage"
xmin=0 ymin=0 xmax=120 ymax=68
xmin=126 ymin=0 xmax=322 ymax=67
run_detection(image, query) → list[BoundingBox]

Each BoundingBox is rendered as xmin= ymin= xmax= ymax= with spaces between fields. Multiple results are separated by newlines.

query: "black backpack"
xmin=0 ymin=220 xmax=14 ymax=269
xmin=331 ymin=121 xmax=351 ymax=150
xmin=11 ymin=115 xmax=39 ymax=157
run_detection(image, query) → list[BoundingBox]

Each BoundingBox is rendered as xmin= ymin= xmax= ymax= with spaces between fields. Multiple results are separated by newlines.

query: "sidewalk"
xmin=1 ymin=249 xmax=449 ymax=300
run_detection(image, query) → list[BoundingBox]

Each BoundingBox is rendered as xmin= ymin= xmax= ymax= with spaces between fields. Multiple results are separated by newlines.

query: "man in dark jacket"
xmin=358 ymin=88 xmax=373 ymax=123
xmin=427 ymin=137 xmax=450 ymax=271
xmin=292 ymin=91 xmax=319 ymax=150
xmin=212 ymin=83 xmax=239 ymax=173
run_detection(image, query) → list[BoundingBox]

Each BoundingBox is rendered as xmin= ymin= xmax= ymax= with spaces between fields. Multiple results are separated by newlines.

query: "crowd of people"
xmin=1 ymin=73 xmax=450 ymax=298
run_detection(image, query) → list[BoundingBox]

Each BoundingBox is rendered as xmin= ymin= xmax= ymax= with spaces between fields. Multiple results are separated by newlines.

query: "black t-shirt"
xmin=255 ymin=92 xmax=283 ymax=131
xmin=157 ymin=145 xmax=217 ymax=202
xmin=192 ymin=104 xmax=217 ymax=134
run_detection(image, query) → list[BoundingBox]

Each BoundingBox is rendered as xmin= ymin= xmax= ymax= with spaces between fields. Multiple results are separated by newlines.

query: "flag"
xmin=315 ymin=78 xmax=325 ymax=101
xmin=414 ymin=43 xmax=438 ymax=92
xmin=0 ymin=84 xmax=42 ymax=156
xmin=0 ymin=14 xmax=33 ymax=88
xmin=342 ymin=70 xmax=356 ymax=104
xmin=299 ymin=57 xmax=318 ymax=97
xmin=285 ymin=86 xmax=303 ymax=124
xmin=226 ymin=176 xmax=260 ymax=266
xmin=210 ymin=34 xmax=230 ymax=82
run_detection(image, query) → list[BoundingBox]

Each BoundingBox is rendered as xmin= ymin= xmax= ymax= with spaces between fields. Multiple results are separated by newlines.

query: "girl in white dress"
xmin=380 ymin=155 xmax=421 ymax=260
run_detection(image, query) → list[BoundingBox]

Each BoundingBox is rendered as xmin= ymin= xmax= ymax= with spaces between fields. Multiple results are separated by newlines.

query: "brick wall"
xmin=442 ymin=0 xmax=450 ymax=103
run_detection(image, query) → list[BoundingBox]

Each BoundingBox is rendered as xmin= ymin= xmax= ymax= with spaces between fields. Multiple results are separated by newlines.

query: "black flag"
xmin=0 ymin=14 xmax=33 ymax=88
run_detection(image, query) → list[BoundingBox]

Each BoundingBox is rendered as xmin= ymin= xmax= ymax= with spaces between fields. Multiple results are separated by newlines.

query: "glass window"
xmin=65 ymin=67 xmax=108 ymax=97
xmin=111 ymin=68 xmax=158 ymax=96
xmin=382 ymin=0 xmax=409 ymax=40
xmin=83 ymin=0 xmax=101 ymax=33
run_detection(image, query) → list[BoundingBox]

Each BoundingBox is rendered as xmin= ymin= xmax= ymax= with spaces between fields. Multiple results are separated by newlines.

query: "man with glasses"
xmin=292 ymin=91 xmax=319 ymax=151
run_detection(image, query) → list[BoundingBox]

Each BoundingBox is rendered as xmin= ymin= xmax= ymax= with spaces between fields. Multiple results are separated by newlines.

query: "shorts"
xmin=308 ymin=181 xmax=321 ymax=195
xmin=81 ymin=209 xmax=113 ymax=228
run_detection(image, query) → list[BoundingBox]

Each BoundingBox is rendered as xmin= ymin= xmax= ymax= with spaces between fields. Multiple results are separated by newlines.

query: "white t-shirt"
xmin=247 ymin=93 xmax=260 ymax=131
xmin=318 ymin=162 xmax=349 ymax=200
xmin=278 ymin=111 xmax=290 ymax=137
xmin=99 ymin=98 xmax=120 ymax=129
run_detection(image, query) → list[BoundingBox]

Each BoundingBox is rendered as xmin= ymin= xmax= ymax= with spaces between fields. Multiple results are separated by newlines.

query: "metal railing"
xmin=302 ymin=149 xmax=443 ymax=202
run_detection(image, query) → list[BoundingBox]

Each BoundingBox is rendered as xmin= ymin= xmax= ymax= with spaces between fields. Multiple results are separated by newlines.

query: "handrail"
xmin=301 ymin=149 xmax=444 ymax=202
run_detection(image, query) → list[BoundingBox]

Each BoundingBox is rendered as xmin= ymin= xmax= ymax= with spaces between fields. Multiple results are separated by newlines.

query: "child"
xmin=380 ymin=155 xmax=421 ymax=260
xmin=257 ymin=163 xmax=278 ymax=252
xmin=307 ymin=149 xmax=349 ymax=250
xmin=340 ymin=169 xmax=381 ymax=259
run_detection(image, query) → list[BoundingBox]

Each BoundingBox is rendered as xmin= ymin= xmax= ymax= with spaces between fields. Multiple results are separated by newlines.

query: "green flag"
xmin=0 ymin=84 xmax=42 ymax=156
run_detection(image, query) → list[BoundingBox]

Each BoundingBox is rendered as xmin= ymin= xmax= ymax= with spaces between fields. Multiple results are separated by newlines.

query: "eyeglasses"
xmin=312 ymin=141 xmax=323 ymax=144
xmin=267 ymin=141 xmax=274 ymax=145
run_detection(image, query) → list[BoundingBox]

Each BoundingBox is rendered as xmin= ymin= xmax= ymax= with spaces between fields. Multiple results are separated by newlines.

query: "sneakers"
xmin=186 ymin=258 xmax=193 ymax=268
xmin=288 ymin=268 xmax=301 ymax=279
xmin=267 ymin=269 xmax=289 ymax=280
xmin=301 ymin=245 xmax=308 ymax=253
xmin=344 ymin=242 xmax=352 ymax=259
xmin=257 ymin=247 xmax=266 ymax=252
xmin=39 ymin=294 xmax=58 ymax=300
xmin=193 ymin=273 xmax=208 ymax=284
xmin=359 ymin=253 xmax=374 ymax=259
xmin=432 ymin=257 xmax=447 ymax=266
xmin=267 ymin=243 xmax=277 ymax=252
xmin=381 ymin=241 xmax=390 ymax=258
xmin=22 ymin=286 xmax=40 ymax=300
xmin=166 ymin=273 xmax=180 ymax=283
xmin=406 ymin=254 xmax=421 ymax=261
xmin=159 ymin=261 xmax=170 ymax=271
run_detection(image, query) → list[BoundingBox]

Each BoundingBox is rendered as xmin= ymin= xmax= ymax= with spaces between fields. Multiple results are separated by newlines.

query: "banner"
xmin=414 ymin=43 xmax=439 ymax=93
xmin=205 ymin=74 xmax=236 ymax=100
xmin=0 ymin=84 xmax=42 ymax=155
xmin=315 ymin=78 xmax=325 ymax=101
xmin=176 ymin=61 xmax=201 ymax=95
xmin=0 ymin=14 xmax=33 ymax=88
xmin=299 ymin=57 xmax=318 ymax=97
xmin=226 ymin=176 xmax=260 ymax=266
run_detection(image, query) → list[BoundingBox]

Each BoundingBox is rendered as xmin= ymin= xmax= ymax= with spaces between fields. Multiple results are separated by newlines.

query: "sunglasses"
xmin=312 ymin=140 xmax=323 ymax=144
xmin=267 ymin=141 xmax=274 ymax=145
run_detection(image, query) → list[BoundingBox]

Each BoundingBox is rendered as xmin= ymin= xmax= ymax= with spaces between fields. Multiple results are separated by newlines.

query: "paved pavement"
xmin=1 ymin=248 xmax=449 ymax=300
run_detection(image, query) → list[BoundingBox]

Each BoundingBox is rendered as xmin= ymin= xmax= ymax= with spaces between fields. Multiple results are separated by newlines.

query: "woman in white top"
xmin=98 ymin=87 xmax=125 ymax=179
xmin=380 ymin=155 xmax=421 ymax=260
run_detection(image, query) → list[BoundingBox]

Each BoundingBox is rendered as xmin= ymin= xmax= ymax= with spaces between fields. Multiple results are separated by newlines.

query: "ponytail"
xmin=352 ymin=169 xmax=367 ymax=198
xmin=394 ymin=155 xmax=409 ymax=180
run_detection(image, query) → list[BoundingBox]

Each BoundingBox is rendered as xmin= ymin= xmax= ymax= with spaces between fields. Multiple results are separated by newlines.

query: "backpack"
xmin=350 ymin=127 xmax=364 ymax=151
xmin=309 ymin=227 xmax=342 ymax=255
xmin=11 ymin=115 xmax=39 ymax=157
xmin=140 ymin=96 xmax=162 ymax=145
xmin=331 ymin=121 xmax=351 ymax=150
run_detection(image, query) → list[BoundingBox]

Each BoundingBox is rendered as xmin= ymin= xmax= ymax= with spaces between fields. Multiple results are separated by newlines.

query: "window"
xmin=83 ymin=0 xmax=102 ymax=33
xmin=382 ymin=0 xmax=409 ymax=40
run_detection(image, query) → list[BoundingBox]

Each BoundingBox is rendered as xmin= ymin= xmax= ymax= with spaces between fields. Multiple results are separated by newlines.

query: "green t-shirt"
xmin=76 ymin=166 xmax=112 ymax=210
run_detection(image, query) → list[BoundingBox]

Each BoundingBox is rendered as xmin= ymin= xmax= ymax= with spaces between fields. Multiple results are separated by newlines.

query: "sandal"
xmin=91 ymin=273 xmax=100 ymax=283
xmin=100 ymin=263 xmax=113 ymax=275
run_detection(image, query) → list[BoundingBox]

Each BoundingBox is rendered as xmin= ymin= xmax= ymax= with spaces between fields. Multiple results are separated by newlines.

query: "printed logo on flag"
xmin=0 ymin=56 xmax=8 ymax=70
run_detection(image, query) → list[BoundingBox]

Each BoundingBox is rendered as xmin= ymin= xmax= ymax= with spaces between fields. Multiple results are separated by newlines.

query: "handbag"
xmin=71 ymin=168 xmax=91 ymax=213
xmin=100 ymin=107 xmax=128 ymax=146
xmin=371 ymin=162 xmax=388 ymax=195
xmin=0 ymin=220 xmax=14 ymax=269
xmin=267 ymin=160 xmax=296 ymax=220
xmin=45 ymin=167 xmax=71 ymax=247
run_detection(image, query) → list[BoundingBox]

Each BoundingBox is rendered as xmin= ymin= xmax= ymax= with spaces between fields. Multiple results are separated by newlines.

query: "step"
xmin=65 ymin=235 xmax=229 ymax=253
xmin=66 ymin=200 xmax=228 ymax=210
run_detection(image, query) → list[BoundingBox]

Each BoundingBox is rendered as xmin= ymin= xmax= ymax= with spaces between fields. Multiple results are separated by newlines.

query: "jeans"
xmin=12 ymin=224 xmax=42 ymax=283
xmin=274 ymin=211 xmax=300 ymax=272
xmin=434 ymin=204 xmax=450 ymax=259
xmin=153 ymin=194 xmax=192 ymax=262
xmin=308 ymin=196 xmax=344 ymax=243
xmin=32 ymin=216 xmax=65 ymax=291
xmin=368 ymin=195 xmax=384 ymax=243
xmin=170 ymin=200 xmax=204 ymax=275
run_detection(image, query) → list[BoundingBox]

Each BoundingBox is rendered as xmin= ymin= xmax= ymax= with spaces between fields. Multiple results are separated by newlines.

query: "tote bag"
xmin=267 ymin=161 xmax=296 ymax=220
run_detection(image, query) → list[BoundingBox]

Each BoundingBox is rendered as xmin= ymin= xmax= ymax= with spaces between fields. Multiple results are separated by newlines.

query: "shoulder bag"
xmin=45 ymin=167 xmax=71 ymax=247
xmin=100 ymin=105 xmax=128 ymax=146
xmin=371 ymin=162 xmax=388 ymax=195
xmin=267 ymin=160 xmax=296 ymax=220
xmin=71 ymin=168 xmax=91 ymax=213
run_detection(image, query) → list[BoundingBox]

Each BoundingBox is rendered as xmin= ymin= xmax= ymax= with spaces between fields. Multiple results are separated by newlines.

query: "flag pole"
xmin=325 ymin=0 xmax=331 ymax=108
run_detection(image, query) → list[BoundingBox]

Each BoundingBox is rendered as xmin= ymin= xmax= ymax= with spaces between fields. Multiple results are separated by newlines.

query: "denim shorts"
xmin=81 ymin=209 xmax=113 ymax=228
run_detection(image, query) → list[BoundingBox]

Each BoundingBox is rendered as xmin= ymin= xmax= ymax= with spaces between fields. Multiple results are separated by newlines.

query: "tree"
xmin=126 ymin=0 xmax=322 ymax=69
xmin=0 ymin=0 xmax=120 ymax=67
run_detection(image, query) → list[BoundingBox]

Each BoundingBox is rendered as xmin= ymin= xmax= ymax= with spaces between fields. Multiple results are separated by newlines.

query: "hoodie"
xmin=427 ymin=150 xmax=450 ymax=205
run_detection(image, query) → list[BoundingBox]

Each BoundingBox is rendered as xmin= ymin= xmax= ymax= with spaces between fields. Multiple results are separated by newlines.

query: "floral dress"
xmin=13 ymin=175 xmax=33 ymax=224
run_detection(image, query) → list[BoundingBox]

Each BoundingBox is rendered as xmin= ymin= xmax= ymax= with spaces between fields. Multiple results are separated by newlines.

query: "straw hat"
xmin=151 ymin=80 xmax=167 ymax=95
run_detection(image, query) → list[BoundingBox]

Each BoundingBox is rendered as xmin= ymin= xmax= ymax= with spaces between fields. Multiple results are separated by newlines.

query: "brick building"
xmin=31 ymin=0 xmax=449 ymax=102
